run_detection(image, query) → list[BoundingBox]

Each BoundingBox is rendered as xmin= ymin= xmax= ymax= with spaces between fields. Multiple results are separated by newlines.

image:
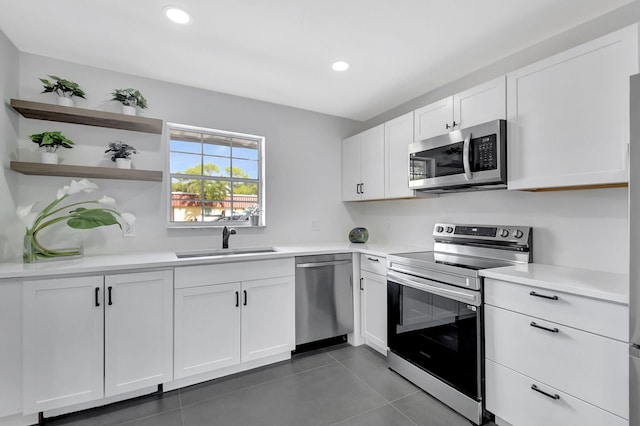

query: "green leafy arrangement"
xmin=110 ymin=88 xmax=148 ymax=109
xmin=105 ymin=141 xmax=138 ymax=161
xmin=29 ymin=131 xmax=74 ymax=153
xmin=40 ymin=75 xmax=86 ymax=99
xmin=17 ymin=179 xmax=135 ymax=262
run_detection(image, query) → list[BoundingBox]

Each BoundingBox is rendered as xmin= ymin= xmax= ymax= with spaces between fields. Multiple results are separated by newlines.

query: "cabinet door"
xmin=385 ymin=112 xmax=415 ymax=199
xmin=23 ymin=276 xmax=104 ymax=414
xmin=507 ymin=24 xmax=638 ymax=190
xmin=342 ymin=133 xmax=362 ymax=201
xmin=414 ymin=97 xmax=454 ymax=141
xmin=104 ymin=270 xmax=173 ymax=397
xmin=359 ymin=124 xmax=385 ymax=200
xmin=241 ymin=276 xmax=294 ymax=363
xmin=361 ymin=270 xmax=387 ymax=355
xmin=0 ymin=280 xmax=22 ymax=417
xmin=174 ymin=282 xmax=241 ymax=379
xmin=453 ymin=76 xmax=506 ymax=129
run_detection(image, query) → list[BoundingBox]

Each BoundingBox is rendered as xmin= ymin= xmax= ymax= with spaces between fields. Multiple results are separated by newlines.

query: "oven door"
xmin=387 ymin=270 xmax=482 ymax=401
xmin=408 ymin=119 xmax=506 ymax=191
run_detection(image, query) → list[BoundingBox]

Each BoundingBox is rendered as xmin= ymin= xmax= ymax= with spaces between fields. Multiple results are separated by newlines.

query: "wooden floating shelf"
xmin=10 ymin=99 xmax=163 ymax=134
xmin=10 ymin=161 xmax=163 ymax=182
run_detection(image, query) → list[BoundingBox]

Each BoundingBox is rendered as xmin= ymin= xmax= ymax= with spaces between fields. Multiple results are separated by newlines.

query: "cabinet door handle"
xmin=360 ymin=183 xmax=364 ymax=194
xmin=356 ymin=183 xmax=360 ymax=194
xmin=108 ymin=286 xmax=113 ymax=306
xmin=243 ymin=290 xmax=248 ymax=306
xmin=529 ymin=291 xmax=559 ymax=301
xmin=95 ymin=287 xmax=100 ymax=307
xmin=452 ymin=120 xmax=458 ymax=128
xmin=366 ymin=257 xmax=379 ymax=262
xmin=445 ymin=123 xmax=451 ymax=130
xmin=531 ymin=384 xmax=560 ymax=400
xmin=360 ymin=277 xmax=364 ymax=291
xmin=530 ymin=321 xmax=559 ymax=333
xmin=235 ymin=291 xmax=239 ymax=307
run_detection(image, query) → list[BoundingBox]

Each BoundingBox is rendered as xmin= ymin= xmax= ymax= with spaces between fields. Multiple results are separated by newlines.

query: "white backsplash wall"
xmin=8 ymin=53 xmax=361 ymax=259
xmin=345 ymin=187 xmax=628 ymax=274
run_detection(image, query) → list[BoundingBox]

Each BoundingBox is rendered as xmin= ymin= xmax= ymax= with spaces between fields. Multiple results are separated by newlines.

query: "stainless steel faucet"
xmin=222 ymin=226 xmax=236 ymax=249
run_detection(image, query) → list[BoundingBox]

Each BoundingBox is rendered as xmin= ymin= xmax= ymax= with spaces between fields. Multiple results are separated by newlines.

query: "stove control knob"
xmin=514 ymin=230 xmax=524 ymax=239
xmin=499 ymin=229 xmax=510 ymax=238
xmin=446 ymin=226 xmax=454 ymax=233
xmin=436 ymin=226 xmax=444 ymax=233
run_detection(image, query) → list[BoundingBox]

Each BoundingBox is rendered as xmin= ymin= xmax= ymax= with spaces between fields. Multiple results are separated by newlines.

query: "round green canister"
xmin=349 ymin=227 xmax=369 ymax=243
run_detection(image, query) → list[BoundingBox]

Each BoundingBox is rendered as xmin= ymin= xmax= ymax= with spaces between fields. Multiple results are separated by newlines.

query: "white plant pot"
xmin=115 ymin=158 xmax=132 ymax=169
xmin=121 ymin=105 xmax=136 ymax=116
xmin=40 ymin=152 xmax=59 ymax=164
xmin=57 ymin=97 xmax=74 ymax=107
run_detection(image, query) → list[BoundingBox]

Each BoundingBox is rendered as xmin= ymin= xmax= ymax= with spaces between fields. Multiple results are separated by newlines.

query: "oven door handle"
xmin=388 ymin=270 xmax=480 ymax=306
xmin=463 ymin=133 xmax=472 ymax=181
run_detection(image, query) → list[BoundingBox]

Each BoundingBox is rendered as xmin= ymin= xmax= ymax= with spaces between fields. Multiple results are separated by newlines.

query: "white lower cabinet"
xmin=0 ymin=280 xmax=24 ymax=418
xmin=22 ymin=271 xmax=173 ymax=414
xmin=484 ymin=278 xmax=629 ymax=425
xmin=174 ymin=259 xmax=295 ymax=379
xmin=360 ymin=254 xmax=387 ymax=355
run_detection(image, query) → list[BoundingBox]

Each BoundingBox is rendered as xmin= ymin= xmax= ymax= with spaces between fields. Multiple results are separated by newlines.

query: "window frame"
xmin=166 ymin=122 xmax=266 ymax=228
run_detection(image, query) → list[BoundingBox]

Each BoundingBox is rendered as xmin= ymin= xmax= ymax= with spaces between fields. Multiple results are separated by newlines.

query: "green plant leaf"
xmin=67 ymin=209 xmax=121 ymax=229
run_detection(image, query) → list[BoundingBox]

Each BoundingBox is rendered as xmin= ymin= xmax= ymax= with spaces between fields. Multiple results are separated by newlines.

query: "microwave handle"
xmin=463 ymin=133 xmax=472 ymax=180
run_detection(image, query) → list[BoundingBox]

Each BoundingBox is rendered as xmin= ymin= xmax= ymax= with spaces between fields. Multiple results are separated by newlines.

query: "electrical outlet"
xmin=122 ymin=222 xmax=135 ymax=237
xmin=312 ymin=220 xmax=321 ymax=231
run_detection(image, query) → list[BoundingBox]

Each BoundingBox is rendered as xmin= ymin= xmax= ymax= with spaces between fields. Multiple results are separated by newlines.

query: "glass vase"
xmin=23 ymin=233 xmax=84 ymax=263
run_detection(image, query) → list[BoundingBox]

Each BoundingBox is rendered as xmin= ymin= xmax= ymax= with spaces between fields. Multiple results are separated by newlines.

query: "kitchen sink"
xmin=175 ymin=247 xmax=277 ymax=259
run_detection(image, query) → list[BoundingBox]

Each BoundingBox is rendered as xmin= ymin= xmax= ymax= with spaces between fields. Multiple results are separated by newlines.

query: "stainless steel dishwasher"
xmin=295 ymin=253 xmax=353 ymax=346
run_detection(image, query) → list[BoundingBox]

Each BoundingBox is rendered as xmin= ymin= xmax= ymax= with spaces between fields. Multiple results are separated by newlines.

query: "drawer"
xmin=484 ymin=278 xmax=628 ymax=340
xmin=485 ymin=360 xmax=628 ymax=426
xmin=485 ymin=305 xmax=628 ymax=418
xmin=175 ymin=258 xmax=294 ymax=288
xmin=360 ymin=254 xmax=386 ymax=275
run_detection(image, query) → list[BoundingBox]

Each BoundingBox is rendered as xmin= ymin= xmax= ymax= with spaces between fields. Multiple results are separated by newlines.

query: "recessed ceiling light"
xmin=332 ymin=61 xmax=350 ymax=72
xmin=164 ymin=6 xmax=192 ymax=24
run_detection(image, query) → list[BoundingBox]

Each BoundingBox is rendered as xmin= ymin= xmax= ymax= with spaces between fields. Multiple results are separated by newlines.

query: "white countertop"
xmin=0 ymin=242 xmax=425 ymax=280
xmin=480 ymin=263 xmax=629 ymax=305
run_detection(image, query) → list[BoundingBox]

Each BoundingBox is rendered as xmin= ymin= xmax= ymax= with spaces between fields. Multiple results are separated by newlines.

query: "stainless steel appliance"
xmin=295 ymin=254 xmax=354 ymax=346
xmin=629 ymin=72 xmax=640 ymax=426
xmin=387 ymin=223 xmax=532 ymax=425
xmin=408 ymin=119 xmax=506 ymax=193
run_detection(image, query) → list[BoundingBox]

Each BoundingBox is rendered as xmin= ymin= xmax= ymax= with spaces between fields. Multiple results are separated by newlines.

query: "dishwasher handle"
xmin=296 ymin=260 xmax=352 ymax=268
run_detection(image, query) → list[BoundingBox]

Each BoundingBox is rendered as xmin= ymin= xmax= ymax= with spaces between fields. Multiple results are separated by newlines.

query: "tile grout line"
xmin=326 ymin=401 xmax=395 ymax=426
xmin=179 ymin=360 xmax=337 ymax=410
xmin=178 ymin=390 xmax=185 ymax=426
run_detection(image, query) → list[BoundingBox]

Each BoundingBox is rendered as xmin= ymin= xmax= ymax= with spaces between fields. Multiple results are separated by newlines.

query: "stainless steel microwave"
xmin=408 ymin=119 xmax=506 ymax=193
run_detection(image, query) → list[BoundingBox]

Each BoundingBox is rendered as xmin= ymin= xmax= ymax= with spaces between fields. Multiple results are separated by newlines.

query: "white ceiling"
xmin=0 ymin=0 xmax=634 ymax=121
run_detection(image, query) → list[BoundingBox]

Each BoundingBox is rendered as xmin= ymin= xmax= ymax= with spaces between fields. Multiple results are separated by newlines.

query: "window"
xmin=167 ymin=123 xmax=265 ymax=227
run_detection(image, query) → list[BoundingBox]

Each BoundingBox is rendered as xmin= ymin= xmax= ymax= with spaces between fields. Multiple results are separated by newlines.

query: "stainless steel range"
xmin=386 ymin=223 xmax=532 ymax=425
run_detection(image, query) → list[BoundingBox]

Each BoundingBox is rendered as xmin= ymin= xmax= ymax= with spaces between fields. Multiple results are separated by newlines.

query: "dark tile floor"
xmin=43 ymin=344 xmax=496 ymax=426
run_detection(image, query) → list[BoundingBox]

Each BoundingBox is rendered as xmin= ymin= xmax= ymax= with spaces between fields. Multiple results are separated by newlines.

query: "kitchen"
xmin=0 ymin=1 xmax=637 ymax=425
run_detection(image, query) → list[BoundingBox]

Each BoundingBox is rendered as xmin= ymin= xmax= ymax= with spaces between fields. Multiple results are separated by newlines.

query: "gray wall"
xmin=0 ymin=30 xmax=19 ymax=260
xmin=8 ymin=54 xmax=360 ymax=259
xmin=345 ymin=5 xmax=640 ymax=274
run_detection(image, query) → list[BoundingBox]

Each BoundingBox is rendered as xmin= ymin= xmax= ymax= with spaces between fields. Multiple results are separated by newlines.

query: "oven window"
xmin=387 ymin=281 xmax=479 ymax=400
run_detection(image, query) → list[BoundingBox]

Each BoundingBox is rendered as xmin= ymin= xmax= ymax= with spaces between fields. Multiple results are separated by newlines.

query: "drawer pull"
xmin=530 ymin=321 xmax=559 ymax=333
xmin=529 ymin=291 xmax=558 ymax=301
xmin=531 ymin=384 xmax=560 ymax=400
xmin=367 ymin=257 xmax=380 ymax=262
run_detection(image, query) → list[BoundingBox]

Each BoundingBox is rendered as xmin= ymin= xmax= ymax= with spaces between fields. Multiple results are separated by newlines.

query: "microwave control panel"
xmin=471 ymin=134 xmax=497 ymax=171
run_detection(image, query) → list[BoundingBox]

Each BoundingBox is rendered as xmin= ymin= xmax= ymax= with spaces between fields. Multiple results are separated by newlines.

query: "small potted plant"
xmin=245 ymin=204 xmax=261 ymax=226
xmin=105 ymin=141 xmax=138 ymax=169
xmin=39 ymin=75 xmax=86 ymax=107
xmin=29 ymin=131 xmax=74 ymax=164
xmin=110 ymin=88 xmax=148 ymax=116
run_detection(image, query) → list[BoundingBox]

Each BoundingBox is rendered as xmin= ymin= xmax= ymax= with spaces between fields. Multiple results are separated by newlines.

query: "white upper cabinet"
xmin=341 ymin=125 xmax=385 ymax=201
xmin=414 ymin=97 xmax=455 ymax=141
xmin=385 ymin=112 xmax=415 ymax=199
xmin=414 ymin=76 xmax=506 ymax=141
xmin=507 ymin=24 xmax=638 ymax=190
